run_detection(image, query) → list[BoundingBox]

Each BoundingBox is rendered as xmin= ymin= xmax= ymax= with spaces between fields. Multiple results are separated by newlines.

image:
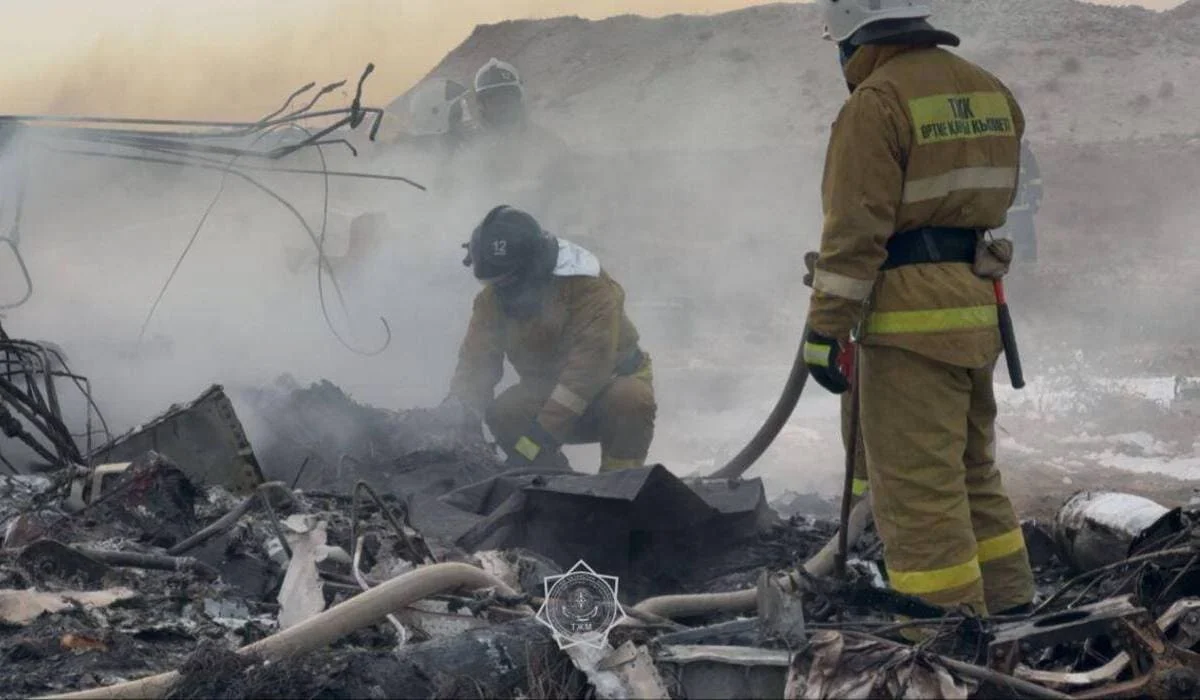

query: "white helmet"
xmin=818 ymin=0 xmax=933 ymax=43
xmin=404 ymin=78 xmax=468 ymax=136
xmin=474 ymin=58 xmax=524 ymax=98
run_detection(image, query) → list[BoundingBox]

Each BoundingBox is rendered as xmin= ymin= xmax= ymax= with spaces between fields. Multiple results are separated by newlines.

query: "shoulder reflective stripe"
xmin=554 ymin=239 xmax=601 ymax=278
xmin=908 ymin=91 xmax=1016 ymax=145
xmin=813 ymin=269 xmax=875 ymax=301
xmin=803 ymin=343 xmax=832 ymax=367
xmin=902 ymin=167 xmax=1018 ymax=204
xmin=866 ymin=305 xmax=998 ymax=335
xmin=977 ymin=528 xmax=1026 ymax=564
xmin=514 ymin=436 xmax=541 ymax=461
xmin=852 ymin=478 xmax=870 ymax=497
xmin=889 ymin=556 xmax=982 ymax=596
xmin=550 ymin=383 xmax=589 ymax=415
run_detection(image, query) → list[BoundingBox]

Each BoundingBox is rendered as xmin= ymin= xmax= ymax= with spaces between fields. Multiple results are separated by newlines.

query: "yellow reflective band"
xmin=803 ymin=343 xmax=831 ymax=367
xmin=902 ymin=166 xmax=1018 ymax=204
xmin=866 ymin=305 xmax=998 ymax=335
xmin=813 ymin=269 xmax=875 ymax=302
xmin=852 ymin=478 xmax=870 ymax=497
xmin=600 ymin=456 xmax=644 ymax=472
xmin=550 ymin=384 xmax=588 ymax=415
xmin=977 ymin=528 xmax=1027 ymax=564
xmin=514 ymin=436 xmax=541 ymax=461
xmin=889 ymin=557 xmax=982 ymax=596
xmin=908 ymin=91 xmax=1016 ymax=145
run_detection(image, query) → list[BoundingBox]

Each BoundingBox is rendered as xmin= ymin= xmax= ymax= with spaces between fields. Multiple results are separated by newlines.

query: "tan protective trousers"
xmin=486 ymin=364 xmax=656 ymax=472
xmin=858 ymin=345 xmax=1034 ymax=615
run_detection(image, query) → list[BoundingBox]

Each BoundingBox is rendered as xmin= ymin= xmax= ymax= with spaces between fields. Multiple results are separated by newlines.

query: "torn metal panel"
xmin=277 ymin=518 xmax=328 ymax=630
xmin=990 ymin=596 xmax=1149 ymax=674
xmin=1015 ymin=598 xmax=1200 ymax=689
xmin=991 ymin=594 xmax=1200 ymax=698
xmin=656 ymin=645 xmax=792 ymax=667
xmin=89 ymin=385 xmax=264 ymax=494
xmin=1054 ymin=491 xmax=1169 ymax=573
xmin=686 ymin=477 xmax=781 ymax=532
xmin=656 ymin=645 xmax=790 ymax=699
xmin=398 ymin=598 xmax=491 ymax=640
xmin=791 ymin=631 xmax=972 ymax=700
xmin=757 ymin=570 xmax=806 ymax=646
xmin=447 ymin=465 xmax=779 ymax=600
xmin=597 ymin=641 xmax=671 ymax=699
xmin=0 ymin=587 xmax=138 ymax=626
xmin=656 ymin=618 xmax=761 ymax=646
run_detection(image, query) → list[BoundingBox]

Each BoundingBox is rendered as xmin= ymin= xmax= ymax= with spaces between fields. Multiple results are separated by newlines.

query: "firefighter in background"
xmin=997 ymin=140 xmax=1043 ymax=263
xmin=466 ymin=59 xmax=585 ymax=234
xmin=802 ymin=0 xmax=1035 ymax=617
xmin=440 ymin=206 xmax=656 ymax=472
xmin=402 ymin=78 xmax=472 ymax=154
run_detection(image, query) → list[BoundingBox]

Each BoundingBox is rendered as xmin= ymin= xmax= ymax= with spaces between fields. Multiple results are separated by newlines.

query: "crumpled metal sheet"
xmin=277 ymin=517 xmax=328 ymax=630
xmin=789 ymin=631 xmax=974 ymax=700
xmin=0 ymin=587 xmax=138 ymax=626
xmin=90 ymin=384 xmax=265 ymax=494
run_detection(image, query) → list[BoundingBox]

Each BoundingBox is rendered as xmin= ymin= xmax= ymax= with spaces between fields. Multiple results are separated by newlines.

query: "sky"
xmin=0 ymin=0 xmax=1185 ymax=119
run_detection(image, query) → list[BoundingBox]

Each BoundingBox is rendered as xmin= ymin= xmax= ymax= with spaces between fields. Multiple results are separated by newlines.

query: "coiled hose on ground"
xmin=39 ymin=563 xmax=526 ymax=700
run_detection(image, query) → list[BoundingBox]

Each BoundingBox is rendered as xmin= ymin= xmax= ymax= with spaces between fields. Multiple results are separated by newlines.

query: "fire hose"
xmin=38 ymin=562 xmax=527 ymax=700
xmin=687 ymin=251 xmax=1026 ymax=620
xmin=633 ymin=498 xmax=874 ymax=620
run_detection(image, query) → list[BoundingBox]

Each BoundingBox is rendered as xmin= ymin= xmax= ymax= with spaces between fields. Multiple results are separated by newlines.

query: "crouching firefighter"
xmin=440 ymin=205 xmax=656 ymax=472
xmin=802 ymin=0 xmax=1035 ymax=618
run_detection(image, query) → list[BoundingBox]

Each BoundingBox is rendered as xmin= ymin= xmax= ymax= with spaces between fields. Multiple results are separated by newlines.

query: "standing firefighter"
xmin=803 ymin=0 xmax=1035 ymax=617
xmin=442 ymin=206 xmax=656 ymax=472
xmin=997 ymin=140 xmax=1043 ymax=263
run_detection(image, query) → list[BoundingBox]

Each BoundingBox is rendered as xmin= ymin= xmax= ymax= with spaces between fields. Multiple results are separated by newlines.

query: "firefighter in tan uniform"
xmin=442 ymin=205 xmax=656 ymax=472
xmin=803 ymin=0 xmax=1035 ymax=616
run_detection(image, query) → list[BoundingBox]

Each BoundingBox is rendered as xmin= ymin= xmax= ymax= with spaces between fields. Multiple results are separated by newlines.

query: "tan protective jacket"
xmin=450 ymin=243 xmax=642 ymax=441
xmin=808 ymin=45 xmax=1025 ymax=368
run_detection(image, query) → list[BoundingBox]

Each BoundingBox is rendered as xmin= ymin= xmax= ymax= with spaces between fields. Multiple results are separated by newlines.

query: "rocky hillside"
xmin=413 ymin=0 xmax=1200 ymax=150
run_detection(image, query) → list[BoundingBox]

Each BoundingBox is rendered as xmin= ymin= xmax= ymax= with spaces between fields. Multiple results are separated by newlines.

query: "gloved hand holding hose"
xmin=803 ymin=330 xmax=855 ymax=395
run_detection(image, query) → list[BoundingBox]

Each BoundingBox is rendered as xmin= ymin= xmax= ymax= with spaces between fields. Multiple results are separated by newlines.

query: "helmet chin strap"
xmin=838 ymin=40 xmax=859 ymax=68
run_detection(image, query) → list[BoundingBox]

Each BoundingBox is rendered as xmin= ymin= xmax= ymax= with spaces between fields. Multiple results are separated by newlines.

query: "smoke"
xmin=0 ymin=0 xmax=768 ymax=121
xmin=2 ymin=0 xmax=1192 ymax=496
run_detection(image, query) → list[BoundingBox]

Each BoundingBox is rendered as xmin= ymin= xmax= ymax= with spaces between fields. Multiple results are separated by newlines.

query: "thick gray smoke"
xmin=4 ymin=0 xmax=1196 ymax=497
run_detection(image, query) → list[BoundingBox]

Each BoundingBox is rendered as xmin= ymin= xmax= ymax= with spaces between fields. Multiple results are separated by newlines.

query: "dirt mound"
xmin=409 ymin=0 xmax=1199 ymax=149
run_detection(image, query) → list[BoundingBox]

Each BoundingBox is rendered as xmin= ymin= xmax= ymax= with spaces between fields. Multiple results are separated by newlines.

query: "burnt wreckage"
xmin=2 ymin=68 xmax=1200 ymax=700
xmin=0 ymin=364 xmax=1199 ymax=698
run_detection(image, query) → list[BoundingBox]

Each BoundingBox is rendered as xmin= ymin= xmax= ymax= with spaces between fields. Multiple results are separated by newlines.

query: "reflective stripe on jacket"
xmin=808 ymin=45 xmax=1025 ymax=367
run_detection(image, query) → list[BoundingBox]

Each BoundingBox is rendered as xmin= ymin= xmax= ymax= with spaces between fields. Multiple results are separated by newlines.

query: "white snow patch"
xmin=1091 ymin=452 xmax=1200 ymax=480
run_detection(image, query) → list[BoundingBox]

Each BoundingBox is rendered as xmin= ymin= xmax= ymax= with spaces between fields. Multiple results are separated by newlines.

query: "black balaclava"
xmin=495 ymin=236 xmax=557 ymax=319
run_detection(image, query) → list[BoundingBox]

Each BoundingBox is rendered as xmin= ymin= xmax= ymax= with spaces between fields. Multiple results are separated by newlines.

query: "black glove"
xmin=506 ymin=421 xmax=561 ymax=467
xmin=803 ymin=328 xmax=853 ymax=395
xmin=802 ymin=251 xmax=819 ymax=289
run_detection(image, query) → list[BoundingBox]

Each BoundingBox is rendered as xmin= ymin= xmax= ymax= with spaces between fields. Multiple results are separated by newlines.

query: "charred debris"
xmin=3 ymin=323 xmax=1200 ymax=699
